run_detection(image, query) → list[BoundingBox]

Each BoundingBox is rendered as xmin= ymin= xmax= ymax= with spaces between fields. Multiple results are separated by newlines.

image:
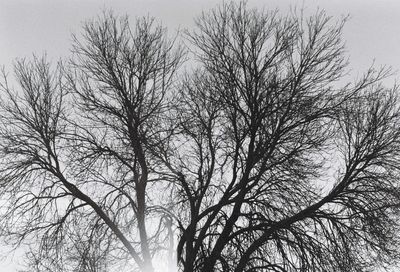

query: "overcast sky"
xmin=2 ymin=0 xmax=400 ymax=73
xmin=1 ymin=0 xmax=400 ymax=271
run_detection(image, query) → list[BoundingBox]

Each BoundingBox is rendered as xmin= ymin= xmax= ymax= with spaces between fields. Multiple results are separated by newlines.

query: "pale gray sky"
xmin=1 ymin=0 xmax=400 ymax=73
xmin=1 ymin=0 xmax=400 ymax=271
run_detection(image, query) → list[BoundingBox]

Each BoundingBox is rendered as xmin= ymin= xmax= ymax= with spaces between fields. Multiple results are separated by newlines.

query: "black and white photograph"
xmin=1 ymin=0 xmax=400 ymax=271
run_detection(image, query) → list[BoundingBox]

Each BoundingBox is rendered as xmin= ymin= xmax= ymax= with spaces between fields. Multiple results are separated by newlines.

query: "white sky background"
xmin=0 ymin=0 xmax=400 ymax=271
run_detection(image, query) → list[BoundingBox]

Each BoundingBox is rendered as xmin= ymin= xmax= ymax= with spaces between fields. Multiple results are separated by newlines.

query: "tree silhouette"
xmin=166 ymin=3 xmax=400 ymax=272
xmin=0 ymin=12 xmax=182 ymax=272
xmin=1 ymin=2 xmax=400 ymax=272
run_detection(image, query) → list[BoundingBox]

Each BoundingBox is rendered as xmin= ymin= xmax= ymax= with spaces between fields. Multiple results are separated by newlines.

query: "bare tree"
xmin=0 ymin=12 xmax=183 ymax=272
xmin=153 ymin=2 xmax=400 ymax=272
xmin=2 ymin=2 xmax=400 ymax=272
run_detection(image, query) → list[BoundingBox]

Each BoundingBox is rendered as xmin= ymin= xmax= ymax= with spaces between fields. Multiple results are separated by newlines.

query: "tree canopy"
xmin=1 ymin=2 xmax=400 ymax=272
